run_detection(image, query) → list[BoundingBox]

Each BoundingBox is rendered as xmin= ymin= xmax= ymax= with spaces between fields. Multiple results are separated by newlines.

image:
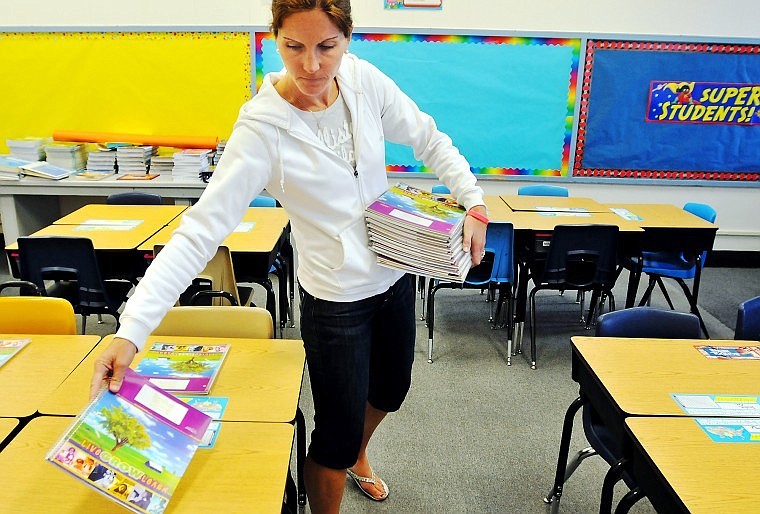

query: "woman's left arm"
xmin=464 ymin=205 xmax=488 ymax=266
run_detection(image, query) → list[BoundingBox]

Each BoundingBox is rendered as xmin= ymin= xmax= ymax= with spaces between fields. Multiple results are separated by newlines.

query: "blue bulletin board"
xmin=256 ymin=32 xmax=580 ymax=177
xmin=575 ymin=40 xmax=760 ymax=182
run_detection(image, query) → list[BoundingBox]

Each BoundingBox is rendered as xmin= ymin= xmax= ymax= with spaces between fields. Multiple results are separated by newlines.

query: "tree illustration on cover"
xmin=100 ymin=405 xmax=151 ymax=452
xmin=170 ymin=356 xmax=211 ymax=374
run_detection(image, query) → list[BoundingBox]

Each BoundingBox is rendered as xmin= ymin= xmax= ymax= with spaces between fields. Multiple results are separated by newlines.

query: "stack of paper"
xmin=6 ymin=137 xmax=47 ymax=161
xmin=172 ymin=149 xmax=212 ymax=180
xmin=116 ymin=145 xmax=156 ymax=173
xmin=44 ymin=142 xmax=86 ymax=171
xmin=365 ymin=183 xmax=471 ymax=282
xmin=0 ymin=155 xmax=30 ymax=180
xmin=149 ymin=155 xmax=174 ymax=175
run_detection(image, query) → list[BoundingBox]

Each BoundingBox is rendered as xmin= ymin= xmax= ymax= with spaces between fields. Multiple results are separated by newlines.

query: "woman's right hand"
xmin=89 ymin=337 xmax=138 ymax=401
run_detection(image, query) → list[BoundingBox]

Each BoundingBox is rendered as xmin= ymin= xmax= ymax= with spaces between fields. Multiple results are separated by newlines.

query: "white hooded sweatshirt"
xmin=115 ymin=53 xmax=484 ymax=350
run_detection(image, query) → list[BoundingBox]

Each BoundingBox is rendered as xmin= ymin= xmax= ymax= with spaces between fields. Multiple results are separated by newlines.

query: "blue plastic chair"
xmin=736 ymin=295 xmax=760 ymax=341
xmin=517 ymin=184 xmax=569 ymax=197
xmin=249 ymin=195 xmax=277 ymax=208
xmin=638 ymin=202 xmax=717 ymax=337
xmin=431 ymin=184 xmax=451 ymax=195
xmin=545 ymin=307 xmax=701 ymax=512
xmin=425 ymin=222 xmax=514 ymax=363
xmin=106 ymin=192 xmax=163 ymax=205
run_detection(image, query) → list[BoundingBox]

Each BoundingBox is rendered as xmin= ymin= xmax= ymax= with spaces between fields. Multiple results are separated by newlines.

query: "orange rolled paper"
xmin=53 ymin=130 xmax=218 ymax=149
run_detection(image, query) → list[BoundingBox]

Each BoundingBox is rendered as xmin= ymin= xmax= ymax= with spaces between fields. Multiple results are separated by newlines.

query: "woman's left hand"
xmin=463 ymin=205 xmax=488 ymax=266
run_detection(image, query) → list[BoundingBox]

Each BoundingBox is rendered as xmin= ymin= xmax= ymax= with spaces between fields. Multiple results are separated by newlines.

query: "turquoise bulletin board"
xmin=256 ymin=32 xmax=580 ymax=177
xmin=0 ymin=32 xmax=252 ymax=153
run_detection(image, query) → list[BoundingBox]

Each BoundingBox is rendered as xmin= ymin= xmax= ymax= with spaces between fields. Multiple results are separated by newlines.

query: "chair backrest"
xmin=151 ymin=306 xmax=274 ymax=338
xmin=517 ymin=184 xmax=569 ymax=197
xmin=154 ymin=245 xmax=240 ymax=306
xmin=540 ymin=225 xmax=618 ymax=288
xmin=17 ymin=236 xmax=115 ymax=313
xmin=596 ymin=306 xmax=702 ymax=338
xmin=106 ymin=192 xmax=163 ymax=205
xmin=0 ymin=296 xmax=77 ymax=334
xmin=431 ymin=184 xmax=451 ymax=195
xmin=468 ymin=222 xmax=514 ymax=285
xmin=683 ymin=202 xmax=717 ymax=267
xmin=249 ymin=195 xmax=277 ymax=207
xmin=736 ymin=295 xmax=760 ymax=341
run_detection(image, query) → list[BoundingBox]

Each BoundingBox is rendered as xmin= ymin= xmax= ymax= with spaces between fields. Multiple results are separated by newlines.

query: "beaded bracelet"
xmin=466 ymin=209 xmax=489 ymax=224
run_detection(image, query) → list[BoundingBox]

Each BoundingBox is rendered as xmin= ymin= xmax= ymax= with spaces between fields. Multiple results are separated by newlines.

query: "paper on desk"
xmin=672 ymin=394 xmax=760 ymax=417
xmin=694 ymin=417 xmax=760 ymax=443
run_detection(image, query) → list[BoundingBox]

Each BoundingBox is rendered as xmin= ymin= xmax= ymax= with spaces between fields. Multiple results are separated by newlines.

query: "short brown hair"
xmin=271 ymin=0 xmax=353 ymax=38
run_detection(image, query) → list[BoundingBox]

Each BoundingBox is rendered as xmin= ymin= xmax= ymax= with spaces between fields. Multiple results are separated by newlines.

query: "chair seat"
xmin=641 ymin=251 xmax=696 ymax=279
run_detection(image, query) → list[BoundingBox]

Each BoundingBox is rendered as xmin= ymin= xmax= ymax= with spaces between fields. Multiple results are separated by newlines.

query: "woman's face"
xmin=275 ymin=9 xmax=349 ymax=100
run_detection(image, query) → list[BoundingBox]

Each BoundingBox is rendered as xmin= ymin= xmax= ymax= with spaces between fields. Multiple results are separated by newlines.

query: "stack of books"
xmin=0 ymin=155 xmax=30 ymax=180
xmin=172 ymin=149 xmax=212 ymax=180
xmin=149 ymin=153 xmax=175 ymax=175
xmin=365 ymin=183 xmax=471 ymax=282
xmin=116 ymin=145 xmax=156 ymax=173
xmin=44 ymin=142 xmax=86 ymax=171
xmin=74 ymin=146 xmax=117 ymax=180
xmin=6 ymin=137 xmax=47 ymax=161
xmin=212 ymin=139 xmax=226 ymax=166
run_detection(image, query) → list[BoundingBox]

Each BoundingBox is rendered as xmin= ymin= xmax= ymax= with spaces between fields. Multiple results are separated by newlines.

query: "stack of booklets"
xmin=149 ymin=154 xmax=174 ymax=175
xmin=172 ymin=149 xmax=212 ymax=180
xmin=6 ymin=137 xmax=47 ymax=161
xmin=212 ymin=139 xmax=226 ymax=166
xmin=46 ymin=368 xmax=211 ymax=514
xmin=18 ymin=160 xmax=72 ymax=180
xmin=116 ymin=145 xmax=157 ymax=173
xmin=44 ymin=142 xmax=87 ymax=171
xmin=133 ymin=342 xmax=230 ymax=394
xmin=0 ymin=155 xmax=30 ymax=180
xmin=365 ymin=183 xmax=472 ymax=282
xmin=86 ymin=147 xmax=117 ymax=172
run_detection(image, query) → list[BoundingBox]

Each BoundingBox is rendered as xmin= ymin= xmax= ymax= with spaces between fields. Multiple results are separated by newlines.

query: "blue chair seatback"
xmin=464 ymin=222 xmax=514 ymax=286
xmin=596 ymin=306 xmax=702 ymax=338
xmin=249 ymin=195 xmax=277 ymax=207
xmin=517 ymin=184 xmax=569 ymax=197
xmin=431 ymin=184 xmax=450 ymax=195
xmin=736 ymin=295 xmax=760 ymax=341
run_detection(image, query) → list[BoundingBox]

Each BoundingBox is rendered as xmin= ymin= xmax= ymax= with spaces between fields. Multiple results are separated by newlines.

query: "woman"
xmin=90 ymin=1 xmax=487 ymax=511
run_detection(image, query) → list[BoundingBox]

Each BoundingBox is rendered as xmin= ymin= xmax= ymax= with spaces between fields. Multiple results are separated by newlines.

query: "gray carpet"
xmin=2 ymin=253 xmax=757 ymax=513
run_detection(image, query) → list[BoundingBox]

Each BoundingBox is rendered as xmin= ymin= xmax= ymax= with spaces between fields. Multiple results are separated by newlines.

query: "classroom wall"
xmin=3 ymin=0 xmax=758 ymax=252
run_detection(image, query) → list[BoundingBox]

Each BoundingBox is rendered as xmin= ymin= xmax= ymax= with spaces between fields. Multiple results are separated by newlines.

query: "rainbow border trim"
xmin=574 ymin=40 xmax=760 ymax=182
xmin=255 ymin=32 xmax=580 ymax=177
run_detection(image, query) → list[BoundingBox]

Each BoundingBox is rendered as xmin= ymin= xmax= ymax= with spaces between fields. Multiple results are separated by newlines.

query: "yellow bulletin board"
xmin=0 ymin=32 xmax=252 ymax=152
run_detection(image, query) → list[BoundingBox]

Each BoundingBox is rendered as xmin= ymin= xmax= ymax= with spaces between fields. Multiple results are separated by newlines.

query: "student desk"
xmin=0 ymin=174 xmax=205 ymax=245
xmin=52 ymin=204 xmax=187 ymax=226
xmin=4 ymin=204 xmax=188 ymax=280
xmin=0 ymin=334 xmax=101 ymax=418
xmin=500 ymin=194 xmax=609 ymax=213
xmin=41 ymin=334 xmax=305 ymax=424
xmin=603 ymin=203 xmax=719 ymax=311
xmin=0 ymin=415 xmax=294 ymax=513
xmin=138 ymin=207 xmax=292 ymax=327
xmin=0 ymin=417 xmax=20 ymax=452
xmin=547 ymin=337 xmax=760 ymax=510
xmin=484 ymin=196 xmax=644 ymax=355
xmin=623 ymin=416 xmax=760 ymax=514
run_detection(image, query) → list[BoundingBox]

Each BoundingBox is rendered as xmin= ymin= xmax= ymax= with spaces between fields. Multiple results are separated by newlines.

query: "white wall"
xmin=2 ymin=0 xmax=758 ymax=251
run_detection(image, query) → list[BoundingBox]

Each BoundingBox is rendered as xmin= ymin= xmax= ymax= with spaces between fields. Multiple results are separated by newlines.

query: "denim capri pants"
xmin=299 ymin=274 xmax=416 ymax=470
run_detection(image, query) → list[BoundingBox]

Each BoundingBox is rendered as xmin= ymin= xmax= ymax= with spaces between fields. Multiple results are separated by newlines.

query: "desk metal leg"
xmin=544 ymin=395 xmax=585 ymax=510
xmin=624 ymin=258 xmax=642 ymax=309
xmin=599 ymin=459 xmax=627 ymax=514
xmin=295 ymin=407 xmax=307 ymax=506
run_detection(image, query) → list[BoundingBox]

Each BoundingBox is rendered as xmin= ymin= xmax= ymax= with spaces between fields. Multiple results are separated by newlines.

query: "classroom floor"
xmin=2 ymin=251 xmax=758 ymax=513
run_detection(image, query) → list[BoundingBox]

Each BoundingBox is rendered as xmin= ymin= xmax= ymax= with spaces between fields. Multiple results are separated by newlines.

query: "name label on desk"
xmin=672 ymin=393 xmax=760 ymax=417
xmin=695 ymin=417 xmax=760 ymax=443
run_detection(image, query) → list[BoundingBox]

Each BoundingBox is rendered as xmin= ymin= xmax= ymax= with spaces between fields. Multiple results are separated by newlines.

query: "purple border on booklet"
xmin=119 ymin=369 xmax=212 ymax=440
xmin=368 ymin=200 xmax=457 ymax=234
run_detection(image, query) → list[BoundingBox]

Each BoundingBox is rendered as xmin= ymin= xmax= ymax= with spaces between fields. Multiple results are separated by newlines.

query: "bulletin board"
xmin=0 ymin=32 xmax=252 ymax=152
xmin=256 ymin=32 xmax=580 ymax=177
xmin=574 ymin=40 xmax=760 ymax=182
